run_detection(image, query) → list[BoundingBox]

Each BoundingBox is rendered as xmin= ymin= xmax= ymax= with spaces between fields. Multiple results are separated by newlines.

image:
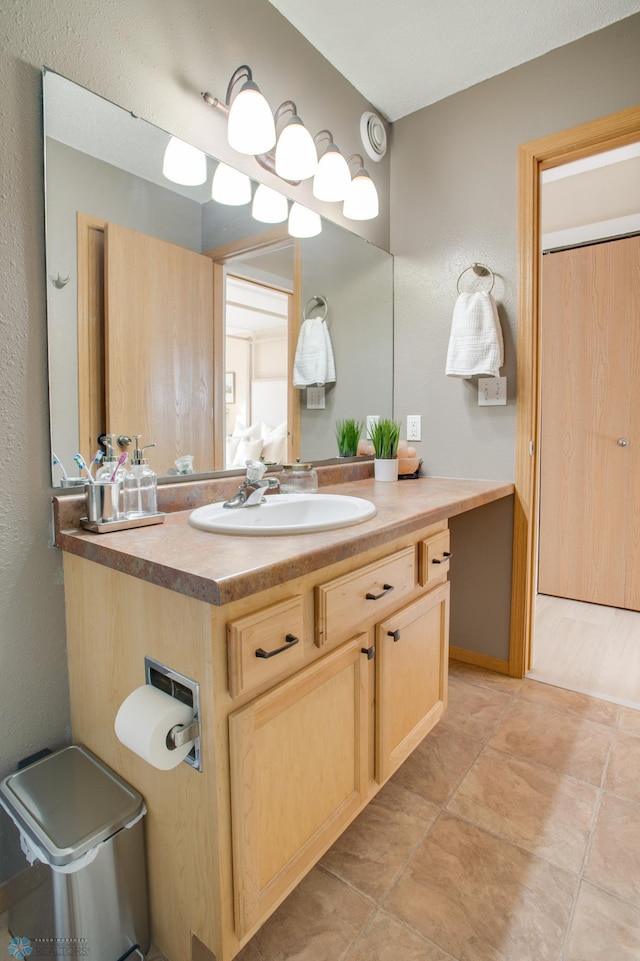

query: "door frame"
xmin=509 ymin=103 xmax=640 ymax=678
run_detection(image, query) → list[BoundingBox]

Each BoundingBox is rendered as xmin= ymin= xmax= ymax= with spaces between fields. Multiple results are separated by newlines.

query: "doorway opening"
xmin=509 ymin=103 xmax=640 ymax=684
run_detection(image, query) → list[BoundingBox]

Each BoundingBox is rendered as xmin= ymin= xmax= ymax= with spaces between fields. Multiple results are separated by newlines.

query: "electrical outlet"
xmin=366 ymin=415 xmax=380 ymax=437
xmin=478 ymin=376 xmax=507 ymax=406
xmin=407 ymin=414 xmax=421 ymax=441
xmin=307 ymin=386 xmax=325 ymax=409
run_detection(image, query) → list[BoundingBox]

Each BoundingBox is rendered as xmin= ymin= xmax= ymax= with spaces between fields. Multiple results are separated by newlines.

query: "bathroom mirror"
xmin=43 ymin=69 xmax=394 ymax=487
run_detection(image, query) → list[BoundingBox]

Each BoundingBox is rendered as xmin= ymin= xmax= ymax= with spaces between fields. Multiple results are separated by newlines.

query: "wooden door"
xmin=228 ymin=637 xmax=369 ymax=938
xmin=376 ymin=583 xmax=449 ymax=783
xmin=104 ymin=223 xmax=216 ymax=474
xmin=539 ymin=235 xmax=640 ymax=610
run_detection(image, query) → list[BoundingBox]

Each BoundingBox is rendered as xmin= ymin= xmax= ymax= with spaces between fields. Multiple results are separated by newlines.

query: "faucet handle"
xmin=245 ymin=459 xmax=267 ymax=483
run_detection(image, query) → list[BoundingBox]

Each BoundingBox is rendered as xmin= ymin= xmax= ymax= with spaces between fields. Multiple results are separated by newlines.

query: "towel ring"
xmin=303 ymin=294 xmax=328 ymax=321
xmin=456 ymin=263 xmax=495 ymax=294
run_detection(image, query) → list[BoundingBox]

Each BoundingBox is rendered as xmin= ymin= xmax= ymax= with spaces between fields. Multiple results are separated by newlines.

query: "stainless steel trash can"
xmin=0 ymin=744 xmax=149 ymax=960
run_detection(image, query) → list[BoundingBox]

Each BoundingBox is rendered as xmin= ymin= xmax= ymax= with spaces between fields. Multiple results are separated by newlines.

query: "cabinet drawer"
xmin=227 ymin=596 xmax=305 ymax=698
xmin=419 ymin=530 xmax=451 ymax=586
xmin=316 ymin=546 xmax=416 ymax=648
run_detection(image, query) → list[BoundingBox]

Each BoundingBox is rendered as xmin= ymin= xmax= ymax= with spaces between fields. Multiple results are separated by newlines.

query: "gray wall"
xmin=391 ymin=14 xmax=640 ymax=661
xmin=0 ymin=0 xmax=388 ymax=884
xmin=391 ymin=13 xmax=640 ymax=482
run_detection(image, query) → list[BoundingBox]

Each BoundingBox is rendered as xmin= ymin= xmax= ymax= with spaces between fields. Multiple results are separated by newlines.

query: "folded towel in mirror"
xmin=293 ymin=317 xmax=336 ymax=388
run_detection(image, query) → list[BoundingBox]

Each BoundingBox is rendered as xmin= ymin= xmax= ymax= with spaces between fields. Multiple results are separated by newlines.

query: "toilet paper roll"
xmin=115 ymin=685 xmax=195 ymax=770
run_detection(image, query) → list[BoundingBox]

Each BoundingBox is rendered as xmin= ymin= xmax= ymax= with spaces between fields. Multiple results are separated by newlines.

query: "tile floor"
xmin=3 ymin=661 xmax=640 ymax=960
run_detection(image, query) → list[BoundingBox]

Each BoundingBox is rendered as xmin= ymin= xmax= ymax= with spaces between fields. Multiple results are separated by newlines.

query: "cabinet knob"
xmin=387 ymin=629 xmax=401 ymax=643
xmin=618 ymin=438 xmax=629 ymax=447
xmin=361 ymin=646 xmax=376 ymax=660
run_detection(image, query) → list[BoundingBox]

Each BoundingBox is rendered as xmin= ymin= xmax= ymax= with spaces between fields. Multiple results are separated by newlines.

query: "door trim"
xmin=510 ymin=103 xmax=640 ymax=678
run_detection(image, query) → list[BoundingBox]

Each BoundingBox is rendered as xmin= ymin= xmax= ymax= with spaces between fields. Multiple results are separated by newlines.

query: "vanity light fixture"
xmin=274 ymin=102 xmax=318 ymax=182
xmin=251 ymin=183 xmax=288 ymax=224
xmin=343 ymin=154 xmax=379 ymax=221
xmin=312 ymin=131 xmax=351 ymax=202
xmin=162 ymin=136 xmax=207 ymax=186
xmin=203 ymin=66 xmax=276 ymax=156
xmin=211 ymin=162 xmax=252 ymax=205
xmin=288 ymin=202 xmax=322 ymax=238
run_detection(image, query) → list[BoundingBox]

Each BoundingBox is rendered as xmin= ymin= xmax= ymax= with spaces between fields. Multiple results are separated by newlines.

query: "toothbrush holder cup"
xmin=85 ymin=481 xmax=121 ymax=523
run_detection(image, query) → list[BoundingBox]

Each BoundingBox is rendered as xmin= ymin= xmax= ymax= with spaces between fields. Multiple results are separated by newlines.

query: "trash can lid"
xmin=0 ymin=745 xmax=145 ymax=866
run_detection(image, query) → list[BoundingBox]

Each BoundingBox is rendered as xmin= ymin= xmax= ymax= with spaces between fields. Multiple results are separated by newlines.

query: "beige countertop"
xmin=54 ymin=474 xmax=514 ymax=607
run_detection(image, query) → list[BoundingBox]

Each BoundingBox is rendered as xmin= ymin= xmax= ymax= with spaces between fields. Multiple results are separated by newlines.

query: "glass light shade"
xmin=312 ymin=145 xmax=351 ymax=202
xmin=162 ymin=137 xmax=206 ymax=186
xmin=227 ymin=82 xmax=276 ymax=155
xmin=251 ymin=184 xmax=289 ymax=223
xmin=288 ymin=202 xmax=322 ymax=238
xmin=275 ymin=118 xmax=318 ymax=181
xmin=211 ymin=163 xmax=252 ymax=205
xmin=343 ymin=170 xmax=379 ymax=220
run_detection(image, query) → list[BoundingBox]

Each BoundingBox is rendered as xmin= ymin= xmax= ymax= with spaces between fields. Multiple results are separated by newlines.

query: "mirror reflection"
xmin=44 ymin=69 xmax=394 ymax=487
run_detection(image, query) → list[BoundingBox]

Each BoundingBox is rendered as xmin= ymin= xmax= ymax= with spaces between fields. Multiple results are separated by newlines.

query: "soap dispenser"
xmin=96 ymin=434 xmax=128 ymax=483
xmin=123 ymin=436 xmax=158 ymax=518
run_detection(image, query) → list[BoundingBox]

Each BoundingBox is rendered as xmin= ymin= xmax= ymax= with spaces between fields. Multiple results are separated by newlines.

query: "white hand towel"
xmin=293 ymin=317 xmax=336 ymax=388
xmin=445 ymin=291 xmax=504 ymax=378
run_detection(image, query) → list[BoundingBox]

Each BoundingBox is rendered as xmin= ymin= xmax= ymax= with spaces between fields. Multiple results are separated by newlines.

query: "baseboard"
xmin=449 ymin=647 xmax=510 ymax=675
xmin=0 ymin=862 xmax=48 ymax=914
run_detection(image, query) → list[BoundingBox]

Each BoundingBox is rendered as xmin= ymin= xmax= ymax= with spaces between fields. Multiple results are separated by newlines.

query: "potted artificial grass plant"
xmin=335 ymin=418 xmax=363 ymax=457
xmin=369 ymin=418 xmax=401 ymax=481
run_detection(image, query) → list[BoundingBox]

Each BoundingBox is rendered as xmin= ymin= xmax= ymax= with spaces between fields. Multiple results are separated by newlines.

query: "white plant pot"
xmin=374 ymin=458 xmax=398 ymax=482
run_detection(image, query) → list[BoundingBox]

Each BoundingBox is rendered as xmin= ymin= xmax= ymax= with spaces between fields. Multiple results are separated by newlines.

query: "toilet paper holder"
xmin=144 ymin=656 xmax=202 ymax=772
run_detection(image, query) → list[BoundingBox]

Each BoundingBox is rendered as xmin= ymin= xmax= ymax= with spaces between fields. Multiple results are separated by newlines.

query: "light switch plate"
xmin=307 ymin=386 xmax=326 ymax=409
xmin=478 ymin=376 xmax=507 ymax=406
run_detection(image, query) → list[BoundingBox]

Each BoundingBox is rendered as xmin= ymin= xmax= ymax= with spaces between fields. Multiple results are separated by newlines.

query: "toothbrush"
xmin=110 ymin=451 xmax=129 ymax=482
xmin=89 ymin=449 xmax=104 ymax=477
xmin=73 ymin=453 xmax=94 ymax=484
xmin=52 ymin=452 xmax=68 ymax=480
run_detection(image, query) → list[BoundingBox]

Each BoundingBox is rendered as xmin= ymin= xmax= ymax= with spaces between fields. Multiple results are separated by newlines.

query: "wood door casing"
xmin=538 ymin=235 xmax=640 ymax=610
xmin=104 ymin=222 xmax=216 ymax=473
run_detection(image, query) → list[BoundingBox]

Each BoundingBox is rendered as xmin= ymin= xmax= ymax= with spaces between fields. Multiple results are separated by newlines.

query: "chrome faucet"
xmin=223 ymin=460 xmax=280 ymax=509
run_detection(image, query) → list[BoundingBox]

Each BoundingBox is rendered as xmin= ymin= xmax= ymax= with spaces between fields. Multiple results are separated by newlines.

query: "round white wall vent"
xmin=360 ymin=111 xmax=387 ymax=162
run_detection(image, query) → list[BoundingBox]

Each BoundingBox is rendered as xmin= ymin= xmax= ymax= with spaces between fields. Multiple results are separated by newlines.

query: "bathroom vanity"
xmin=53 ymin=469 xmax=513 ymax=961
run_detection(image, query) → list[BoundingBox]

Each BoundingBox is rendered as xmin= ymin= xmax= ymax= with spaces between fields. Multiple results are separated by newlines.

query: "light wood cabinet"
xmin=229 ymin=635 xmax=369 ymax=938
xmin=62 ymin=519 xmax=451 ymax=961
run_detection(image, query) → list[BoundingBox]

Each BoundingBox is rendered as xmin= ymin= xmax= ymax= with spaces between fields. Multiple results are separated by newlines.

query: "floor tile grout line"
xmin=481 ymin=741 xmax=609 ymax=789
xmin=370 ymin=903 xmax=464 ymax=961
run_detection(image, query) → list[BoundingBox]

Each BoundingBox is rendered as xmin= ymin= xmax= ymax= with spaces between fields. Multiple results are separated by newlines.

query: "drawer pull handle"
xmin=432 ymin=552 xmax=452 ymax=565
xmin=255 ymin=633 xmax=299 ymax=659
xmin=366 ymin=583 xmax=394 ymax=601
xmin=387 ymin=629 xmax=401 ymax=643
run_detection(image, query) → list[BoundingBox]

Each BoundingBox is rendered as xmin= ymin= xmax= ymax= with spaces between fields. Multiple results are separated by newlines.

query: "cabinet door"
xmin=376 ymin=582 xmax=449 ymax=783
xmin=229 ymin=636 xmax=370 ymax=938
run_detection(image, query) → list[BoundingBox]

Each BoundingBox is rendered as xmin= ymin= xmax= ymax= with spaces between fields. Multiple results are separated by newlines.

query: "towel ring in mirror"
xmin=456 ymin=263 xmax=495 ymax=294
xmin=303 ymin=294 xmax=328 ymax=321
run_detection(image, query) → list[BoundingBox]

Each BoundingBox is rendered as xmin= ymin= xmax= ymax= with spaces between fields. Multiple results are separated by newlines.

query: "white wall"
xmin=0 ymin=0 xmax=388 ymax=884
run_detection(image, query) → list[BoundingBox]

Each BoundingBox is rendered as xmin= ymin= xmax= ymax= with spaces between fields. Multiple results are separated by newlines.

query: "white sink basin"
xmin=189 ymin=493 xmax=377 ymax=536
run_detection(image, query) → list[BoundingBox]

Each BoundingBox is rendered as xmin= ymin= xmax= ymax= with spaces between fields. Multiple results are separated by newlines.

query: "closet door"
xmin=538 ymin=235 xmax=640 ymax=610
xmin=105 ymin=223 xmax=216 ymax=473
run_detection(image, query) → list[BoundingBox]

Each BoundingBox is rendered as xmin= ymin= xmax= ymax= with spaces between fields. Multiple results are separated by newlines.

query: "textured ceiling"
xmin=267 ymin=0 xmax=640 ymax=121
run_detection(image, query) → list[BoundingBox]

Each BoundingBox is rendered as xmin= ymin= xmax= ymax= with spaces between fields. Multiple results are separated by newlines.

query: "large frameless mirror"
xmin=43 ymin=69 xmax=394 ymax=487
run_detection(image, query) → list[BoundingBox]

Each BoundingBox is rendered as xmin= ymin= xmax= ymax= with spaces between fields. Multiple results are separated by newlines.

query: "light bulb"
xmin=251 ymin=184 xmax=288 ymax=223
xmin=275 ymin=118 xmax=318 ymax=181
xmin=227 ymin=82 xmax=276 ymax=155
xmin=211 ymin=163 xmax=252 ymax=205
xmin=313 ymin=145 xmax=351 ymax=202
xmin=288 ymin=203 xmax=322 ymax=238
xmin=343 ymin=169 xmax=379 ymax=220
xmin=162 ymin=137 xmax=207 ymax=186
